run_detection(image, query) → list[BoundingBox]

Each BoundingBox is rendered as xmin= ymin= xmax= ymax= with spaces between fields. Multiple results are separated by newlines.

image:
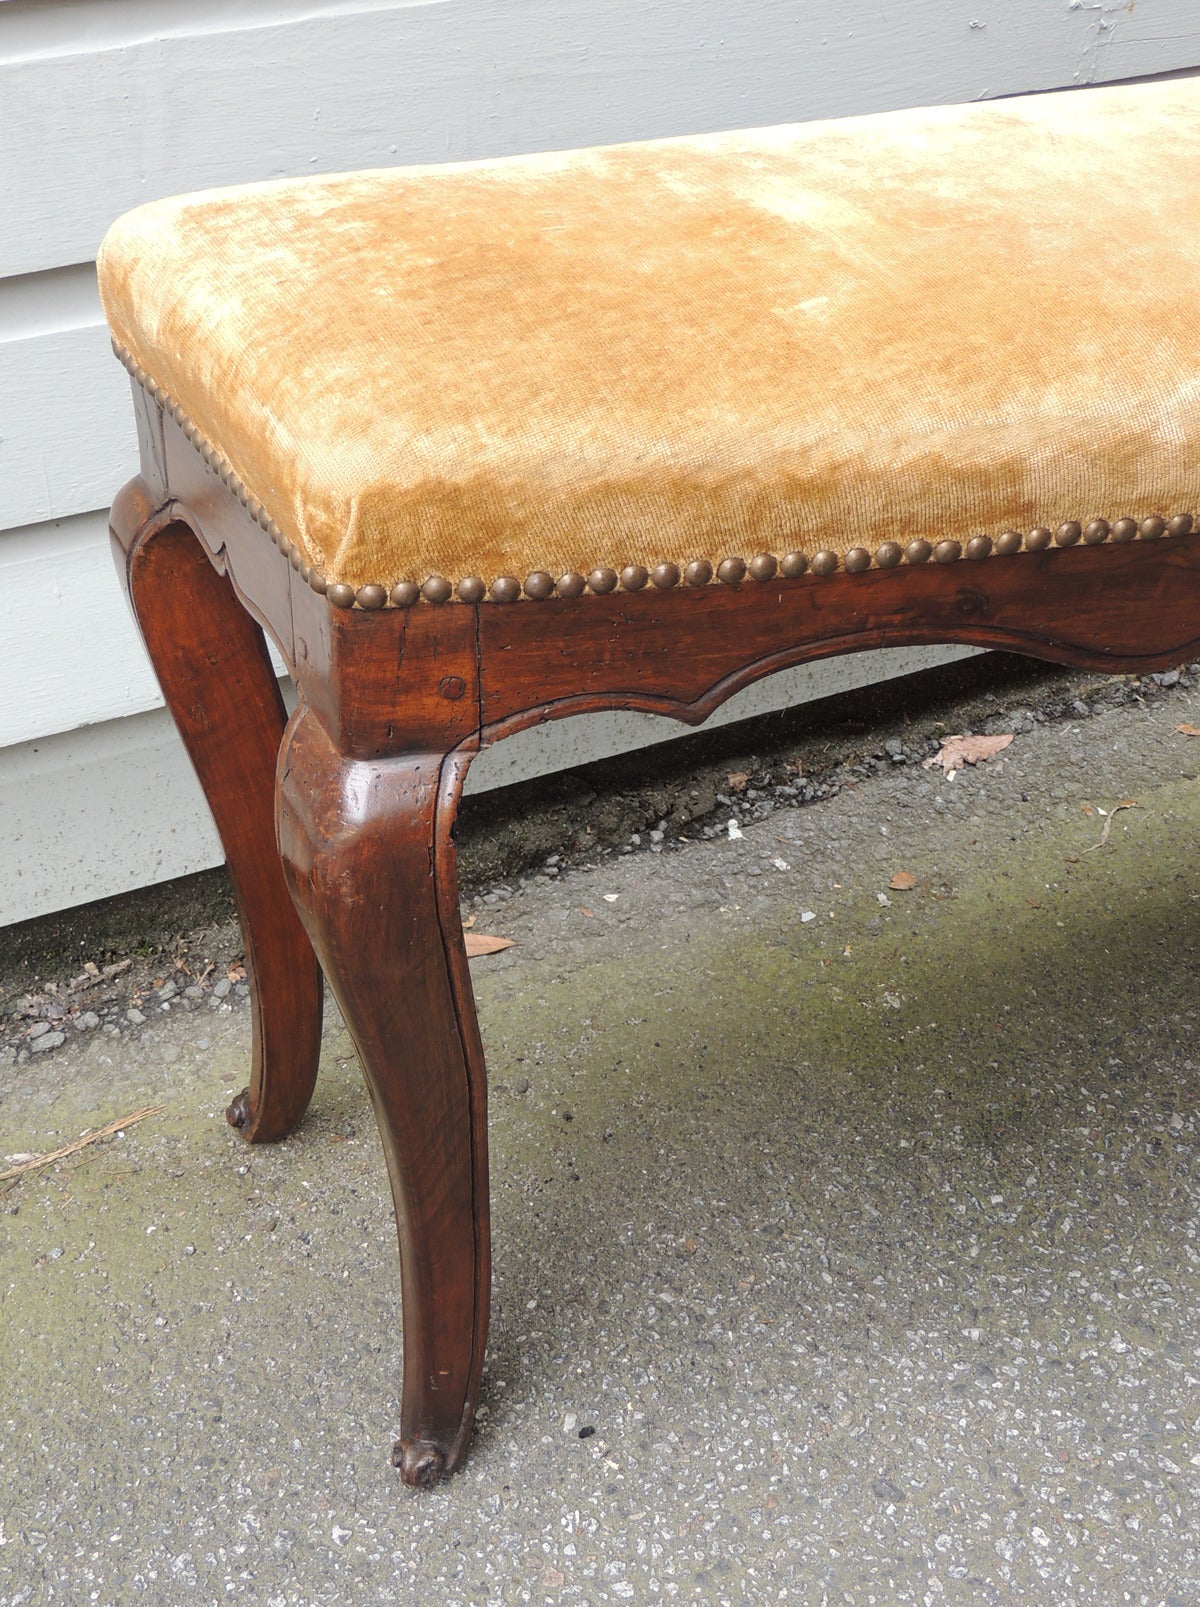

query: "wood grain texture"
xmin=112 ymin=483 xmax=323 ymax=1143
xmin=6 ymin=0 xmax=1199 ymax=277
xmin=477 ymin=538 xmax=1200 ymax=742
xmin=276 ymin=708 xmax=488 ymax=1486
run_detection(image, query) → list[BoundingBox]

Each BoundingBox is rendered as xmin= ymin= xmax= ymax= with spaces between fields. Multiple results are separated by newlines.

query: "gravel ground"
xmin=2 ymin=657 xmax=1199 ymax=1605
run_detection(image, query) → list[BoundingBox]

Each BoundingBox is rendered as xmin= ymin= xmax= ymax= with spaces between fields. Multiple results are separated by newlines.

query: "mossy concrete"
xmin=2 ymin=680 xmax=1199 ymax=1605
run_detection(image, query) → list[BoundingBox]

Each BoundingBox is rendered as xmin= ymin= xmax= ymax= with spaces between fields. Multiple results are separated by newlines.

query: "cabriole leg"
xmin=276 ymin=706 xmax=489 ymax=1486
xmin=113 ymin=499 xmax=323 ymax=1141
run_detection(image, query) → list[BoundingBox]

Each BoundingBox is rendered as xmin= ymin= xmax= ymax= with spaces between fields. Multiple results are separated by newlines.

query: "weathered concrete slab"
xmin=2 ymin=672 xmax=1198 ymax=1605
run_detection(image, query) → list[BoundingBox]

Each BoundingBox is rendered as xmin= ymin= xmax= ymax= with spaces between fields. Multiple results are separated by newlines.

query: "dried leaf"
xmin=727 ymin=771 xmax=750 ymax=792
xmin=923 ymin=732 xmax=1014 ymax=771
xmin=1175 ymin=723 xmax=1200 ymax=738
xmin=580 ymin=908 xmax=595 ymax=918
xmin=227 ymin=962 xmax=247 ymax=983
xmin=463 ymin=933 xmax=515 ymax=957
xmin=462 ymin=913 xmax=477 ymax=930
xmin=888 ymin=871 xmax=917 ymax=891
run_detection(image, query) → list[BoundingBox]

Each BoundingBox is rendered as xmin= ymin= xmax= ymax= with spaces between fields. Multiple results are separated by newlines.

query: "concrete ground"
xmin=2 ymin=660 xmax=1199 ymax=1606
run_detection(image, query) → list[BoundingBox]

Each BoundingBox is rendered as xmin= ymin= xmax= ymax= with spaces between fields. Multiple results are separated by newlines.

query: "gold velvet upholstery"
xmin=99 ymin=79 xmax=1200 ymax=595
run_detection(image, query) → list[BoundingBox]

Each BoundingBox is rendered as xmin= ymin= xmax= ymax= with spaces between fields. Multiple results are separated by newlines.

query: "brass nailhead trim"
xmin=113 ymin=343 xmax=1198 ymax=609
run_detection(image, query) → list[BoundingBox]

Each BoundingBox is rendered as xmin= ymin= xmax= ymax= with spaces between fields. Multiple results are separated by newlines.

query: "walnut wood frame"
xmin=110 ymin=395 xmax=1200 ymax=1486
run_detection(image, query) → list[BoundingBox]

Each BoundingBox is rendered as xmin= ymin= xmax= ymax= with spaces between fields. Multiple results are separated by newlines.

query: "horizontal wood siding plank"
xmin=0 ymin=511 xmax=288 ymax=746
xmin=4 ymin=0 xmax=1199 ymax=277
xmin=0 ymin=324 xmax=135 ymax=529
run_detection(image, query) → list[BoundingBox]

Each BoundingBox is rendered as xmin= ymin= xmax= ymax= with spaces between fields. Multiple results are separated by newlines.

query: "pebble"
xmin=75 ymin=1012 xmax=100 ymax=1032
xmin=126 ymin=1008 xmax=146 ymax=1025
xmin=30 ymin=1031 xmax=65 ymax=1053
xmin=212 ymin=978 xmax=232 ymax=999
xmin=28 ymin=1021 xmax=51 ymax=1039
xmin=156 ymin=980 xmax=177 ymax=1002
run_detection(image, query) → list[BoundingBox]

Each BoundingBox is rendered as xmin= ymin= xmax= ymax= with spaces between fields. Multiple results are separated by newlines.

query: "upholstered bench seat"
xmin=101 ymin=79 xmax=1200 ymax=604
xmin=100 ymin=76 xmax=1200 ymax=1488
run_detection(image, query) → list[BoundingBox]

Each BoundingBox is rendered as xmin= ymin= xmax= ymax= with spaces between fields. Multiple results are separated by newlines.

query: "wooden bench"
xmin=100 ymin=77 xmax=1200 ymax=1485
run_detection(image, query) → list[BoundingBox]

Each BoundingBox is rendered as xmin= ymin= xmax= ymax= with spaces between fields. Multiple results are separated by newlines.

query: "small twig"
xmin=1084 ymin=799 xmax=1138 ymax=853
xmin=0 ymin=1104 xmax=165 ymax=1182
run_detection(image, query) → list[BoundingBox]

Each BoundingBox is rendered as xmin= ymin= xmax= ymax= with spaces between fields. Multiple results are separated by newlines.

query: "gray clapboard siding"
xmin=0 ymin=323 xmax=132 ymax=530
xmin=3 ymin=0 xmax=1200 ymax=923
xmin=5 ymin=0 xmax=1200 ymax=278
xmin=0 ymin=509 xmax=289 ymax=748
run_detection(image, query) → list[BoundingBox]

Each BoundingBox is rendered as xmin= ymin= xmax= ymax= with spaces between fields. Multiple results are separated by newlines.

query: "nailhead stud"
xmin=875 ymin=541 xmax=902 ymax=569
xmin=717 ymin=557 xmax=746 ymax=585
xmin=650 ymin=563 xmax=680 ymax=589
xmin=588 ymin=568 xmax=618 ymax=595
xmin=1140 ymin=515 xmax=1166 ymax=539
xmin=684 ymin=560 xmax=712 ymax=587
xmin=1111 ymin=518 xmax=1138 ymax=542
xmin=933 ymin=540 xmax=961 ymax=563
xmin=277 ymin=538 xmax=293 ymax=561
xmin=620 ymin=564 xmax=649 ymax=592
xmin=524 ymin=571 xmax=555 ymax=600
xmin=327 ymin=583 xmax=356 ymax=609
xmin=748 ymin=552 xmax=778 ymax=582
xmin=456 ymin=576 xmax=486 ymax=603
xmin=422 ymin=575 xmax=452 ymax=604
xmin=965 ymin=534 xmax=992 ymax=561
xmin=780 ymin=551 xmax=809 ymax=577
xmin=390 ymin=581 xmax=421 ymax=607
xmin=905 ymin=539 xmax=932 ymax=565
xmin=491 ymin=576 xmax=521 ymax=603
xmin=310 ymin=572 xmax=328 ymax=595
xmin=844 ymin=546 xmax=871 ymax=573
xmin=290 ymin=548 xmax=303 ymax=571
xmin=1168 ymin=513 xmax=1194 ymax=537
xmin=557 ymin=572 xmax=587 ymax=598
xmin=1026 ymin=527 xmax=1052 ymax=551
xmin=995 ymin=530 xmax=1023 ymax=556
xmin=1055 ymin=521 xmax=1082 ymax=547
xmin=357 ymin=584 xmax=387 ymax=610
xmin=1083 ymin=518 xmax=1110 ymax=545
xmin=811 ymin=550 xmax=839 ymax=576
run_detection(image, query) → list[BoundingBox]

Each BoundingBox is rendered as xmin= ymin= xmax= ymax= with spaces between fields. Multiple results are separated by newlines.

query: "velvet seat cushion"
xmin=99 ymin=78 xmax=1200 ymax=598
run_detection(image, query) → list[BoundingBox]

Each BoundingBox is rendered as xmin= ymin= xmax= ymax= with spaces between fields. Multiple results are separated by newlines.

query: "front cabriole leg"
xmin=276 ymin=705 xmax=489 ymax=1486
